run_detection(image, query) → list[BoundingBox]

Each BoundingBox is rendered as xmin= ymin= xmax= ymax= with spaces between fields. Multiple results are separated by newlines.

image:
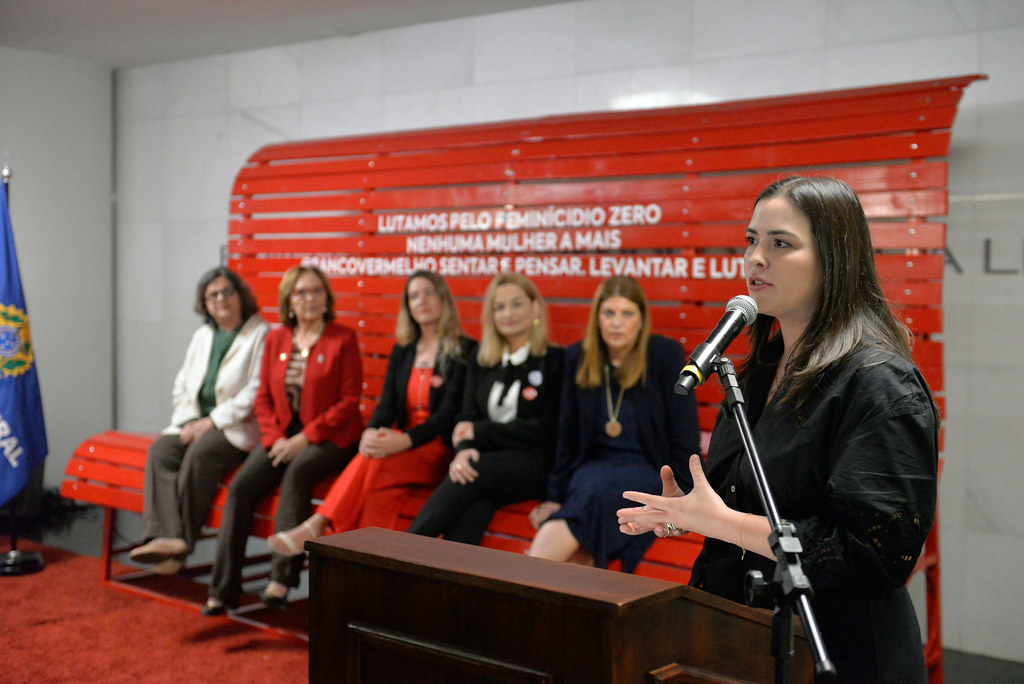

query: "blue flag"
xmin=0 ymin=182 xmax=48 ymax=508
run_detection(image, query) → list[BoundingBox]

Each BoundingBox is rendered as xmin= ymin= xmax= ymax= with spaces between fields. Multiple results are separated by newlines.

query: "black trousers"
xmin=142 ymin=430 xmax=247 ymax=551
xmin=207 ymin=439 xmax=355 ymax=606
xmin=406 ymin=449 xmax=547 ymax=545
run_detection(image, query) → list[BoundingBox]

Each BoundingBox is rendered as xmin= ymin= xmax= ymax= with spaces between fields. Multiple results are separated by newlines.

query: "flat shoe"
xmin=260 ymin=590 xmax=289 ymax=611
xmin=152 ymin=555 xmax=185 ymax=576
xmin=129 ymin=537 xmax=188 ymax=564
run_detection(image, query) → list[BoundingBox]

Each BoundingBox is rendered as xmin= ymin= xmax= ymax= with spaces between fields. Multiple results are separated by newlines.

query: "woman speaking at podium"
xmin=618 ymin=176 xmax=939 ymax=683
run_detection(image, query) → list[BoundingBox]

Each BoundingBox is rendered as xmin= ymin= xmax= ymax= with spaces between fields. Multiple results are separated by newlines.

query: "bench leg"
xmin=100 ymin=507 xmax=115 ymax=582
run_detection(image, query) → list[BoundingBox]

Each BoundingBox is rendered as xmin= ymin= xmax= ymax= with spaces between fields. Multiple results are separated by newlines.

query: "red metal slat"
xmin=60 ymin=480 xmax=144 ymax=513
xmin=876 ymin=254 xmax=944 ymax=280
xmin=884 ymin=281 xmax=941 ymax=307
xmin=897 ymin=307 xmax=941 ymax=334
xmin=870 ymin=223 xmax=945 ymax=249
xmin=643 ymin=535 xmax=705 ymax=567
xmin=633 ymin=563 xmax=691 ymax=584
xmin=87 ymin=430 xmax=160 ymax=451
xmin=64 ymin=458 xmax=144 ymax=490
xmin=356 ymin=335 xmax=396 ymax=356
xmin=73 ymin=441 xmax=149 ymax=470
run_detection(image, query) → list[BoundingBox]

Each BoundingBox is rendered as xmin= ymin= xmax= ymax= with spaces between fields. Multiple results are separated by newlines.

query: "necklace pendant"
xmin=300 ymin=348 xmax=310 ymax=358
xmin=605 ymin=419 xmax=622 ymax=438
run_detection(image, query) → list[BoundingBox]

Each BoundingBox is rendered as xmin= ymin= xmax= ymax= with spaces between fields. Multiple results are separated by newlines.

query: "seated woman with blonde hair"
xmin=527 ymin=276 xmax=701 ymax=572
xmin=407 ymin=273 xmax=564 ymax=544
xmin=268 ymin=270 xmax=475 ymax=554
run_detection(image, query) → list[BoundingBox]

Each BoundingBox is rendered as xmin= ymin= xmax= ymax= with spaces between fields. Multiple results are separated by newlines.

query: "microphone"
xmin=675 ymin=295 xmax=758 ymax=395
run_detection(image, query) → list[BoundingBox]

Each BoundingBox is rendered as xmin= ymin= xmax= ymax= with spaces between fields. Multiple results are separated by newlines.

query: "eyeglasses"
xmin=204 ymin=286 xmax=236 ymax=302
xmin=292 ymin=286 xmax=326 ymax=299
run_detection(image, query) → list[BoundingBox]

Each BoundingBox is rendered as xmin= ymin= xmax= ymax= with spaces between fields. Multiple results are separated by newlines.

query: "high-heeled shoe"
xmin=260 ymin=589 xmax=289 ymax=611
xmin=201 ymin=598 xmax=231 ymax=617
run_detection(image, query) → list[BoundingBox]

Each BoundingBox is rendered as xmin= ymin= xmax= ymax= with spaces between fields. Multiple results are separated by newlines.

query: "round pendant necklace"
xmin=294 ymin=323 xmax=324 ymax=360
xmin=604 ymin=365 xmax=625 ymax=438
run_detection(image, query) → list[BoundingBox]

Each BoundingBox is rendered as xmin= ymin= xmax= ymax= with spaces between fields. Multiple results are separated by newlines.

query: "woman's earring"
xmin=533 ymin=318 xmax=540 ymax=327
xmin=288 ymin=310 xmax=296 ymax=320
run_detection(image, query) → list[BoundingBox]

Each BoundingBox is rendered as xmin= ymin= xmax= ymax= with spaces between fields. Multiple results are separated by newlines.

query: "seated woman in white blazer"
xmin=129 ymin=267 xmax=269 ymax=575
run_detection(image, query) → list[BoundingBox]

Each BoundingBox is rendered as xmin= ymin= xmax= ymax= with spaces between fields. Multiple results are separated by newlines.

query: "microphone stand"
xmin=712 ymin=357 xmax=835 ymax=682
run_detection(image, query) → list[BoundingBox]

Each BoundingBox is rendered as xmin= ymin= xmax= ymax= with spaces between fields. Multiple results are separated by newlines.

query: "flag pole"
xmin=1 ymin=162 xmax=45 ymax=575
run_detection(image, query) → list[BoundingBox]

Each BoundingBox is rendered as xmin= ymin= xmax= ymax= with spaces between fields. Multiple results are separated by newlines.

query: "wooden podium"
xmin=308 ymin=528 xmax=812 ymax=683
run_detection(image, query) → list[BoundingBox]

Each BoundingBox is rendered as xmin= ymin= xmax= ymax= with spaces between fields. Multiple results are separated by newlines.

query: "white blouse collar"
xmin=502 ymin=343 xmax=531 ymax=367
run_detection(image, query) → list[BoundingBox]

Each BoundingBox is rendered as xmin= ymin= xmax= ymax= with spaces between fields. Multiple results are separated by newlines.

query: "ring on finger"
xmin=665 ymin=522 xmax=678 ymax=533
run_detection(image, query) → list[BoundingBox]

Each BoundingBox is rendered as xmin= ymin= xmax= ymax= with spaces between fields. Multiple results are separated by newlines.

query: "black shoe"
xmin=260 ymin=590 xmax=288 ymax=611
xmin=201 ymin=599 xmax=230 ymax=616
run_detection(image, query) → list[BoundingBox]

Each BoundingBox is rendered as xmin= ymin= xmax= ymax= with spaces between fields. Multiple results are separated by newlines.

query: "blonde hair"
xmin=575 ymin=277 xmax=651 ymax=390
xmin=477 ymin=273 xmax=549 ymax=368
xmin=277 ymin=265 xmax=335 ymax=328
xmin=395 ymin=270 xmax=465 ymax=360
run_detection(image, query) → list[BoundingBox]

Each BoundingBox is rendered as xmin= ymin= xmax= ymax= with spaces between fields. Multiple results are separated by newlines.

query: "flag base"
xmin=0 ymin=549 xmax=44 ymax=575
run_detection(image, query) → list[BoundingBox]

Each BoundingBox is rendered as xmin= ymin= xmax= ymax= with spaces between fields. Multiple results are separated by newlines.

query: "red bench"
xmin=59 ymin=430 xmax=704 ymax=627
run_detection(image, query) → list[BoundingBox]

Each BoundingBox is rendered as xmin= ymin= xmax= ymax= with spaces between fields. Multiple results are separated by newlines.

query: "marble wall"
xmin=0 ymin=47 xmax=113 ymax=493
xmin=111 ymin=0 xmax=1024 ymax=660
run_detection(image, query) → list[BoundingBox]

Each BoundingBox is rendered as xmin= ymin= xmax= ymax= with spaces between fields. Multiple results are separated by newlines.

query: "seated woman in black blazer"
xmin=407 ymin=273 xmax=564 ymax=544
xmin=527 ymin=276 xmax=701 ymax=572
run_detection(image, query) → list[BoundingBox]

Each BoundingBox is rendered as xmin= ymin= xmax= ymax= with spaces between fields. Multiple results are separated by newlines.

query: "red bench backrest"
xmin=229 ymin=74 xmax=983 ymax=433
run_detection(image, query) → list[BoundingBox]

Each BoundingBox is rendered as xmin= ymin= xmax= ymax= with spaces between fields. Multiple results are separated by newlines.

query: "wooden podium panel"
xmin=308 ymin=528 xmax=812 ymax=683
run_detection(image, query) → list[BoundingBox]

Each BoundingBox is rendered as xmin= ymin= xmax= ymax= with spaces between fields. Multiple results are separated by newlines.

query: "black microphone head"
xmin=726 ymin=295 xmax=758 ymax=326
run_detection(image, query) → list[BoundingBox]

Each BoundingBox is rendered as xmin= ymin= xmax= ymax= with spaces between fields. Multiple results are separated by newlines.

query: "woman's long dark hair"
xmin=742 ymin=176 xmax=914 ymax=408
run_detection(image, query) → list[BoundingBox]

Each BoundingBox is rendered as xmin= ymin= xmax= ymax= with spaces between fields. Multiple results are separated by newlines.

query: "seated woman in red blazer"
xmin=202 ymin=265 xmax=363 ymax=615
xmin=267 ymin=270 xmax=475 ymax=556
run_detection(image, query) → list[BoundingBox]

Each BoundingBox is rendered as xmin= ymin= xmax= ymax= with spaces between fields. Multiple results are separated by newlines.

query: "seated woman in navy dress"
xmin=407 ymin=273 xmax=564 ymax=544
xmin=527 ymin=276 xmax=700 ymax=571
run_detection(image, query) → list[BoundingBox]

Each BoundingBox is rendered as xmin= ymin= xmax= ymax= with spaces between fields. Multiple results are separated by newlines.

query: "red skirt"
xmin=316 ymin=438 xmax=450 ymax=532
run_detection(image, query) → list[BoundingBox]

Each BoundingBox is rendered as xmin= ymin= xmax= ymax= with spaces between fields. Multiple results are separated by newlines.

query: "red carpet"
xmin=0 ymin=541 xmax=307 ymax=683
